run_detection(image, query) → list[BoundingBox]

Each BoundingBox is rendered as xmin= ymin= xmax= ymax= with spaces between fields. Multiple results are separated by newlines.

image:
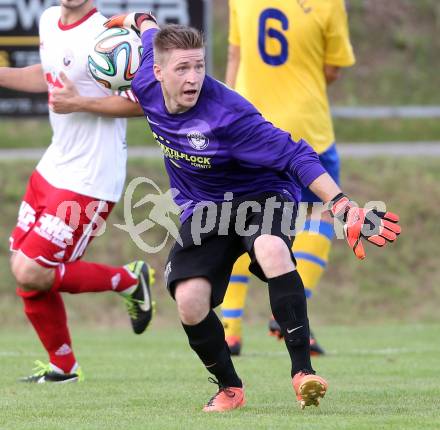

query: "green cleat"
xmin=19 ymin=360 xmax=84 ymax=384
xmin=122 ymin=261 xmax=155 ymax=334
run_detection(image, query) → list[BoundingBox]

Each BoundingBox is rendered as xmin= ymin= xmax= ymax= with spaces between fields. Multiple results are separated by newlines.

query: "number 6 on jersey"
xmin=258 ymin=8 xmax=289 ymax=66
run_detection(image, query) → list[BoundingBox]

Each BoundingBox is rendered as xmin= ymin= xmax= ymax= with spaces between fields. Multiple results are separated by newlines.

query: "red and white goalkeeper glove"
xmin=104 ymin=12 xmax=157 ymax=34
xmin=330 ymin=193 xmax=402 ymax=260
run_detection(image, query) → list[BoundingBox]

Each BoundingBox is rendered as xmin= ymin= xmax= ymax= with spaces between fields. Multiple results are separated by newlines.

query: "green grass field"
xmin=1 ymin=157 xmax=440 ymax=326
xmin=0 ymin=324 xmax=439 ymax=430
xmin=1 ymin=2 xmax=439 ymax=427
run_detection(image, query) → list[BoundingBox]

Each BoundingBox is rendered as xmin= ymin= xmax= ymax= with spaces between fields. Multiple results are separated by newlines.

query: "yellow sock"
xmin=221 ymin=253 xmax=251 ymax=339
xmin=292 ymin=220 xmax=334 ymax=297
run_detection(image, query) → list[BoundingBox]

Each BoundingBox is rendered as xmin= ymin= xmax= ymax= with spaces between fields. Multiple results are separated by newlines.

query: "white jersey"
xmin=37 ymin=6 xmax=127 ymax=202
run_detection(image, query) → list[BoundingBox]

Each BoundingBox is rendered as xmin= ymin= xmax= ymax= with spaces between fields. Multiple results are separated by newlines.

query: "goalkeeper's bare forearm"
xmin=308 ymin=172 xmax=341 ymax=204
xmin=0 ymin=64 xmax=47 ymax=93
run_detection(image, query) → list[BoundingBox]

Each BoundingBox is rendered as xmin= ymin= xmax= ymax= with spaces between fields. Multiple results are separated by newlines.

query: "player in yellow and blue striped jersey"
xmin=222 ymin=0 xmax=355 ymax=355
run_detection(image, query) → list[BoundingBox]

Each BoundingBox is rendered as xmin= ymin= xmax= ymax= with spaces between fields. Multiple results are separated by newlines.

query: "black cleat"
xmin=269 ymin=317 xmax=326 ymax=355
xmin=122 ymin=261 xmax=155 ymax=334
xmin=268 ymin=316 xmax=283 ymax=339
xmin=19 ymin=361 xmax=84 ymax=384
xmin=310 ymin=330 xmax=325 ymax=356
xmin=226 ymin=336 xmax=242 ymax=356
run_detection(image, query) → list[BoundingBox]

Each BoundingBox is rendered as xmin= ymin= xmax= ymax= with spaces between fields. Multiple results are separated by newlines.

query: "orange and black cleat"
xmin=226 ymin=335 xmax=242 ymax=356
xmin=268 ymin=316 xmax=284 ymax=339
xmin=309 ymin=331 xmax=325 ymax=356
xmin=269 ymin=317 xmax=326 ymax=356
xmin=202 ymin=378 xmax=246 ymax=412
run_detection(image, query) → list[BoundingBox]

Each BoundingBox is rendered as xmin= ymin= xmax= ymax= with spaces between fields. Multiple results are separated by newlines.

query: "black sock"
xmin=182 ymin=310 xmax=242 ymax=388
xmin=268 ymin=271 xmax=314 ymax=377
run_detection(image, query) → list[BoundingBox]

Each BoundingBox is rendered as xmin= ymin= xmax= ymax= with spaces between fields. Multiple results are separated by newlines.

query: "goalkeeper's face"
xmin=154 ymin=48 xmax=206 ymax=114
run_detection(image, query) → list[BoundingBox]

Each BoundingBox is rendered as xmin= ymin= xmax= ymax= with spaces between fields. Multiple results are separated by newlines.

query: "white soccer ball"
xmin=88 ymin=27 xmax=142 ymax=91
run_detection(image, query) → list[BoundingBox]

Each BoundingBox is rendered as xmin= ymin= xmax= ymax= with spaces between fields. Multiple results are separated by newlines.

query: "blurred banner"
xmin=0 ymin=0 xmax=212 ymax=117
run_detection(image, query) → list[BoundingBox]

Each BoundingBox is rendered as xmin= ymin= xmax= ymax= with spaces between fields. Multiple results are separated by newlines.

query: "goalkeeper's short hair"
xmin=154 ymin=24 xmax=205 ymax=64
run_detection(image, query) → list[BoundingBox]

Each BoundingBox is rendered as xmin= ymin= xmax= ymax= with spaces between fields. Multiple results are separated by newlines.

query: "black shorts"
xmin=165 ymin=192 xmax=297 ymax=307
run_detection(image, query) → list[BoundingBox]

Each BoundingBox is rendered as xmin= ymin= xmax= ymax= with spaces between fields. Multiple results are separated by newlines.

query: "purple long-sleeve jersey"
xmin=132 ymin=29 xmax=326 ymax=222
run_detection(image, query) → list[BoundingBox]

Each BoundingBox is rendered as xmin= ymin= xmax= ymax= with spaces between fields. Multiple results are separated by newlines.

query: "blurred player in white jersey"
xmin=0 ymin=0 xmax=154 ymax=383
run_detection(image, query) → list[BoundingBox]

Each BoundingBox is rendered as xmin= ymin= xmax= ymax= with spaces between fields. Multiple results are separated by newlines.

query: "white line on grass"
xmin=0 ymin=351 xmax=38 ymax=356
xmin=1 ymin=143 xmax=440 ymax=161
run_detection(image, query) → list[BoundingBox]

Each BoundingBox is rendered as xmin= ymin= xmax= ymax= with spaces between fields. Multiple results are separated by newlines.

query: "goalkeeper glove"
xmin=330 ymin=193 xmax=401 ymax=260
xmin=104 ymin=12 xmax=157 ymax=35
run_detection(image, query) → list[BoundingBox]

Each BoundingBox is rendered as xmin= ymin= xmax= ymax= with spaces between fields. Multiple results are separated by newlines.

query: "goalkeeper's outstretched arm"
xmin=308 ymin=173 xmax=401 ymax=260
xmin=308 ymin=172 xmax=342 ymax=203
xmin=0 ymin=64 xmax=47 ymax=93
xmin=104 ymin=12 xmax=158 ymax=35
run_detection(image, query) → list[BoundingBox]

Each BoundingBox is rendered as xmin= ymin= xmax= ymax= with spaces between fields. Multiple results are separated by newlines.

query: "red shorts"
xmin=10 ymin=170 xmax=115 ymax=268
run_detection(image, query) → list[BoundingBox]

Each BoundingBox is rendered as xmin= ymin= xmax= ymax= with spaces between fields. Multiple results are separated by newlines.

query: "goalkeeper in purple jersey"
xmin=105 ymin=13 xmax=401 ymax=413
